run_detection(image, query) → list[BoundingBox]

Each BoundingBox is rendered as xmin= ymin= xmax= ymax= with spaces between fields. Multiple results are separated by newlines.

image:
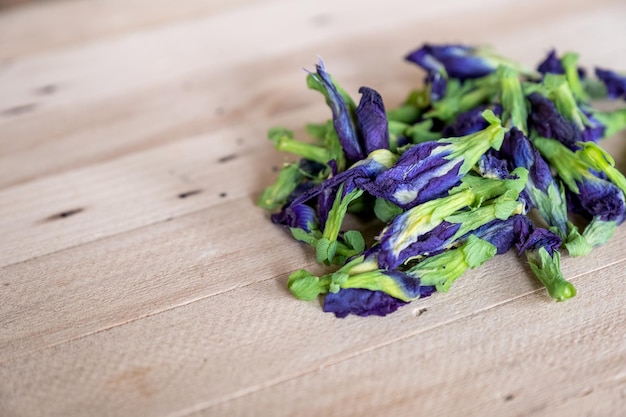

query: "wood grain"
xmin=1 ymin=0 xmax=625 ymax=416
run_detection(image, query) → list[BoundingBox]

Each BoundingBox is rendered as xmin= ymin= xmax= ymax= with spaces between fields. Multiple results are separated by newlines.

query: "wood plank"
xmin=0 ymin=197 xmax=323 ymax=362
xmin=2 ymin=0 xmax=621 ymax=188
xmin=0 ymin=0 xmax=272 ymax=61
xmin=202 ymin=262 xmax=625 ymax=417
xmin=0 ymin=236 xmax=623 ymax=417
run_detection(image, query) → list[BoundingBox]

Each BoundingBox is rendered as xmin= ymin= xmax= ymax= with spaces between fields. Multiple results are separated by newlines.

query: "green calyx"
xmin=498 ymin=65 xmax=529 ymax=134
xmin=268 ymin=127 xmax=332 ymax=165
xmin=561 ymin=52 xmax=588 ymax=103
xmin=425 ymin=76 xmax=498 ymax=123
xmin=436 ymin=110 xmax=507 ymax=173
xmin=527 ymin=180 xmax=569 ymax=238
xmin=257 ymin=162 xmax=306 ymax=210
xmin=531 ymin=136 xmax=592 ymax=194
xmin=526 ymin=248 xmax=576 ymax=302
xmin=542 ymin=73 xmax=589 ymax=129
xmin=409 ymin=234 xmax=497 ymax=292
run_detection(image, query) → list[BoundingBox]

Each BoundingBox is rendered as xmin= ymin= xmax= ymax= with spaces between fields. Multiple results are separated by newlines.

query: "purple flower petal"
xmin=516 ymin=227 xmax=562 ymax=257
xmin=567 ymin=177 xmax=625 ymax=222
xmin=537 ymin=50 xmax=586 ymax=79
xmin=406 ymin=44 xmax=497 ymax=79
xmin=366 ymin=142 xmax=462 ymax=209
xmin=442 ymin=105 xmax=502 ymax=137
xmin=471 ymin=216 xmax=519 ymax=255
xmin=419 ymin=286 xmax=437 ymax=298
xmin=356 ymin=87 xmax=390 ymax=154
xmin=499 ymin=128 xmax=553 ymax=193
xmin=537 ymin=49 xmax=564 ymax=75
xmin=477 ymin=150 xmax=510 ymax=180
xmin=323 ymin=288 xmax=408 ymax=318
xmin=595 ymin=67 xmax=626 ymax=100
xmin=314 ymin=61 xmax=364 ymax=162
xmin=378 ymin=221 xmax=462 ymax=269
xmin=527 ymin=92 xmax=581 ymax=150
xmin=405 ymin=44 xmax=497 ymax=101
xmin=271 ymin=203 xmax=318 ymax=231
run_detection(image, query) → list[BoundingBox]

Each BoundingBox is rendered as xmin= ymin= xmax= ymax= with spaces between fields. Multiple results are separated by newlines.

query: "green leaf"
xmin=344 ymin=230 xmax=365 ymax=253
xmin=288 ymin=270 xmax=327 ymax=301
xmin=374 ymin=198 xmax=403 ymax=222
xmin=290 ymin=227 xmax=320 ymax=247
xmin=493 ymin=198 xmax=523 ymax=220
xmin=408 ymin=235 xmax=497 ymax=291
xmin=316 ymin=238 xmax=331 ymax=264
xmin=462 ymin=235 xmax=497 ymax=269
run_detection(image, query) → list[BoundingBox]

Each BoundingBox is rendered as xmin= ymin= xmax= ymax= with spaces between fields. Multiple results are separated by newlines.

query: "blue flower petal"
xmin=595 ymin=68 xmax=626 ymax=100
xmin=323 ymin=288 xmax=408 ymax=318
xmin=567 ymin=177 xmax=625 ymax=222
xmin=271 ymin=203 xmax=318 ymax=232
xmin=314 ymin=60 xmax=364 ymax=162
xmin=499 ymin=128 xmax=553 ymax=193
xmin=537 ymin=49 xmax=564 ymax=75
xmin=406 ymin=44 xmax=497 ymax=79
xmin=527 ymin=92 xmax=581 ymax=150
xmin=405 ymin=44 xmax=497 ymax=101
xmin=477 ymin=150 xmax=510 ymax=180
xmin=442 ymin=105 xmax=502 ymax=137
xmin=472 ymin=216 xmax=518 ymax=254
xmin=378 ymin=221 xmax=462 ymax=269
xmin=356 ymin=87 xmax=390 ymax=154
xmin=365 ymin=142 xmax=462 ymax=209
xmin=516 ymin=227 xmax=562 ymax=257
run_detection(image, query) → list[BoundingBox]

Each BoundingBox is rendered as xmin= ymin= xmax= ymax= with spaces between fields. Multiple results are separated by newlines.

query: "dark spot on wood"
xmin=178 ymin=189 xmax=203 ymax=199
xmin=312 ymin=14 xmax=332 ymax=27
xmin=3 ymin=283 xmax=9 ymax=286
xmin=165 ymin=217 xmax=173 ymax=222
xmin=504 ymin=394 xmax=514 ymax=402
xmin=218 ymin=154 xmax=237 ymax=164
xmin=272 ymin=166 xmax=279 ymax=172
xmin=219 ymin=192 xmax=227 ymax=198
xmin=215 ymin=107 xmax=224 ymax=116
xmin=2 ymin=103 xmax=37 ymax=117
xmin=236 ymin=137 xmax=244 ymax=145
xmin=36 ymin=84 xmax=57 ymax=95
xmin=47 ymin=208 xmax=84 ymax=221
xmin=417 ymin=308 xmax=428 ymax=316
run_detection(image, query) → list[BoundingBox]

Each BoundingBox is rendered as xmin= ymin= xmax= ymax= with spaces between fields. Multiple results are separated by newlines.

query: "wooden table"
xmin=1 ymin=1 xmax=625 ymax=416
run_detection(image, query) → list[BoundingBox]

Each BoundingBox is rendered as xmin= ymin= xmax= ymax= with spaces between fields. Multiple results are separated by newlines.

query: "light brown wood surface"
xmin=1 ymin=0 xmax=625 ymax=416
